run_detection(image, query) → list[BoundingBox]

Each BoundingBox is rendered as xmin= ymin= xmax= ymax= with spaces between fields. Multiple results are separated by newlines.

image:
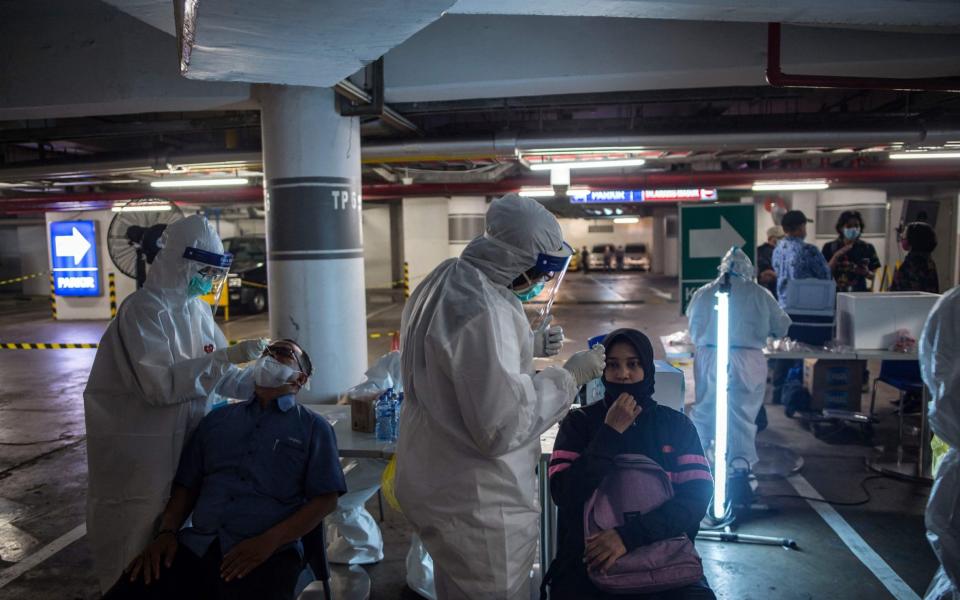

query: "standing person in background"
xmin=603 ymin=245 xmax=614 ymax=272
xmin=615 ymin=245 xmax=625 ymax=271
xmin=770 ymin=210 xmax=831 ymax=406
xmin=822 ymin=210 xmax=880 ymax=292
xmin=891 ymin=221 xmax=939 ymax=293
xmin=756 ymin=226 xmax=784 ymax=298
xmin=581 ymin=246 xmax=591 ymax=274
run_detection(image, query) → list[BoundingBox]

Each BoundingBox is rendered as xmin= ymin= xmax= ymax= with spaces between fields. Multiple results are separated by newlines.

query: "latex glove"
xmin=534 ymin=315 xmax=564 ymax=358
xmin=564 ymin=344 xmax=606 ymax=387
xmin=224 ymin=338 xmax=268 ymax=364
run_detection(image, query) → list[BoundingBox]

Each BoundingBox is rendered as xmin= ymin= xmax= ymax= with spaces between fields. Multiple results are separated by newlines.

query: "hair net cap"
xmin=718 ymin=246 xmax=755 ymax=279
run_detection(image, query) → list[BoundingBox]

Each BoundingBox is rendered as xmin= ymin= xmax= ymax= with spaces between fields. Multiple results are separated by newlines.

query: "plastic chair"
xmin=869 ymin=360 xmax=923 ymax=443
xmin=299 ymin=521 xmax=332 ymax=599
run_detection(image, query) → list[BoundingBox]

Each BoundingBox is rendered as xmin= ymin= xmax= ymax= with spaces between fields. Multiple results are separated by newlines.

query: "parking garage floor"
xmin=0 ymin=272 xmax=940 ymax=599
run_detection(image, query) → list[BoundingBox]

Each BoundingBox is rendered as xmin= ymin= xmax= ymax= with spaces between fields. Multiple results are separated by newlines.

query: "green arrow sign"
xmin=679 ymin=204 xmax=756 ymax=313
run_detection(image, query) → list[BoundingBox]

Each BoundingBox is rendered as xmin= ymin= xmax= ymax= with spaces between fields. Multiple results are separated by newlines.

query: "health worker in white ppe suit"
xmin=919 ymin=287 xmax=960 ymax=600
xmin=395 ymin=193 xmax=607 ymax=600
xmin=84 ymin=214 xmax=268 ymax=592
xmin=687 ymin=247 xmax=791 ymax=468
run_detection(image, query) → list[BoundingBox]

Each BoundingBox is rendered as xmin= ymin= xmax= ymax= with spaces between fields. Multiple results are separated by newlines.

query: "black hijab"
xmin=600 ymin=328 xmax=656 ymax=409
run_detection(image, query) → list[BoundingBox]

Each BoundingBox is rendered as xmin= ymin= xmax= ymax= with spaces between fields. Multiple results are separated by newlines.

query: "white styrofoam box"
xmin=653 ymin=360 xmax=685 ymax=414
xmin=836 ymin=291 xmax=941 ymax=350
xmin=781 ymin=278 xmax=836 ymax=316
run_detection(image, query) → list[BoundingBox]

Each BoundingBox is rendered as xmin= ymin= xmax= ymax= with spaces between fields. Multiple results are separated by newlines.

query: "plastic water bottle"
xmin=376 ymin=389 xmax=397 ymax=442
xmin=393 ymin=392 xmax=404 ymax=437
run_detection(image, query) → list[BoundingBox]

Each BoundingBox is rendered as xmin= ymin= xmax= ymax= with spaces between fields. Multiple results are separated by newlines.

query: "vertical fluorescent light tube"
xmin=713 ymin=290 xmax=730 ymax=520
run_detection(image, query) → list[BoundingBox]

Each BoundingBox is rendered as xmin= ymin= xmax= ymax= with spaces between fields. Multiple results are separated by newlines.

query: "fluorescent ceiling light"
xmin=751 ymin=181 xmax=829 ymax=191
xmin=889 ymin=151 xmax=960 ymax=160
xmin=0 ymin=182 xmax=30 ymax=188
xmin=522 ymin=147 xmax=649 ymax=156
xmin=529 ymin=158 xmax=647 ymax=171
xmin=613 ymin=217 xmax=640 ymax=224
xmin=150 ymin=177 xmax=248 ymax=188
xmin=112 ymin=204 xmax=173 ymax=213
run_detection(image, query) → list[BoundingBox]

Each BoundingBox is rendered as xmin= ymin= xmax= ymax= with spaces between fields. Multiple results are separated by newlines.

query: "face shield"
xmin=183 ymin=246 xmax=233 ymax=306
xmin=510 ymin=242 xmax=573 ymax=328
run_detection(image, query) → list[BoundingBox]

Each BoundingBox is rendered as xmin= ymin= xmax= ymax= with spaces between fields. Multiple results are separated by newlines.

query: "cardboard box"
xmin=349 ymin=393 xmax=379 ymax=433
xmin=803 ymin=359 xmax=863 ymax=411
xmin=836 ymin=292 xmax=940 ymax=350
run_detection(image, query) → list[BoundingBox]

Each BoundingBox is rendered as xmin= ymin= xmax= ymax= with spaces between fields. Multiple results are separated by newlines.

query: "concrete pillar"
xmin=651 ymin=213 xmax=665 ymax=275
xmin=447 ymin=196 xmax=487 ymax=258
xmin=259 ymin=85 xmax=367 ymax=403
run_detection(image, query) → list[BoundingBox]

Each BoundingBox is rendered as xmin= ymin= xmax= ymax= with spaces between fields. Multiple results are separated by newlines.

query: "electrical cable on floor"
xmin=0 ymin=432 xmax=76 ymax=446
xmin=758 ymin=474 xmax=894 ymax=507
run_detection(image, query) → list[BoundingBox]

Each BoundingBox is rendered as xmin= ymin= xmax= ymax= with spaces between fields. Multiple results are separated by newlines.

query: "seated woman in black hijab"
xmin=544 ymin=328 xmax=715 ymax=600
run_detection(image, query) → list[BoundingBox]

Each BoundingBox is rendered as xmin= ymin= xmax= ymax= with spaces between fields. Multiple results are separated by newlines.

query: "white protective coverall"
xmin=687 ymin=247 xmax=791 ymax=467
xmin=919 ymin=286 xmax=960 ymax=600
xmin=84 ymin=215 xmax=254 ymax=591
xmin=395 ymin=194 xmax=579 ymax=600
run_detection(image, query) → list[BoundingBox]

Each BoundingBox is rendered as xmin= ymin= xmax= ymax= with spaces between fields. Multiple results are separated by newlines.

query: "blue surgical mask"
xmin=514 ymin=281 xmax=545 ymax=302
xmin=843 ymin=227 xmax=860 ymax=241
xmin=187 ymin=274 xmax=213 ymax=297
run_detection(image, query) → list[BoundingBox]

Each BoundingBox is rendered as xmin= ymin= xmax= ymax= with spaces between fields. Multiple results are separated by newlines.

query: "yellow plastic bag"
xmin=931 ymin=434 xmax=950 ymax=477
xmin=381 ymin=455 xmax=403 ymax=514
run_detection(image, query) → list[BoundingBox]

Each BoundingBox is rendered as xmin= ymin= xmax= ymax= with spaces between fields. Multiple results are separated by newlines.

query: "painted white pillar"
xmin=447 ymin=196 xmax=487 ymax=258
xmin=259 ymin=85 xmax=367 ymax=403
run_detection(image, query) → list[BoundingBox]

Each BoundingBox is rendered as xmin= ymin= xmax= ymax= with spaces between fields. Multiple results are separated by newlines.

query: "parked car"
xmin=588 ymin=244 xmax=614 ymax=271
xmin=222 ymin=235 xmax=268 ymax=313
xmin=623 ymin=243 xmax=651 ymax=271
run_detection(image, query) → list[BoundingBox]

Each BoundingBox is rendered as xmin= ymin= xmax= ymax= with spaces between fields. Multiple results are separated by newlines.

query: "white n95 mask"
xmin=254 ymin=356 xmax=300 ymax=388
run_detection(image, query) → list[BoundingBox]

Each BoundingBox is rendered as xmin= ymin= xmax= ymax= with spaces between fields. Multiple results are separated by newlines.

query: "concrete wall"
xmin=363 ymin=206 xmax=393 ymax=288
xmin=402 ymin=197 xmax=449 ymax=291
xmin=558 ymin=218 xmax=654 ymax=254
xmin=45 ymin=210 xmax=137 ymax=320
xmin=16 ymin=226 xmax=48 ymax=296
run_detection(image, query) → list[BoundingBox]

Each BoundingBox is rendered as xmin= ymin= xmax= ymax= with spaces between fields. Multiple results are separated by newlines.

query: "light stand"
xmin=697 ymin=273 xmax=798 ymax=550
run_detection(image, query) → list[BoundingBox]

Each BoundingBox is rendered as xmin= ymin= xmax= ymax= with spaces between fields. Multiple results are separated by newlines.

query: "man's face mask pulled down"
xmin=509 ymin=242 xmax=574 ymax=327
xmin=183 ymin=246 xmax=232 ymax=305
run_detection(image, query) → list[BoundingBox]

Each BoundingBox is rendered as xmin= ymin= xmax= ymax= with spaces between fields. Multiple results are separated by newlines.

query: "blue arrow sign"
xmin=49 ymin=220 xmax=101 ymax=297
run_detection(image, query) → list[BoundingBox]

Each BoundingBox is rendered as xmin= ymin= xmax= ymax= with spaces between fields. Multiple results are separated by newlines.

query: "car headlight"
xmin=228 ymin=276 xmax=242 ymax=288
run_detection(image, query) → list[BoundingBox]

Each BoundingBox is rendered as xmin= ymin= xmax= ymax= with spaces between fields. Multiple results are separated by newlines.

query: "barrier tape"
xmin=3 ymin=332 xmax=400 ymax=349
xmin=0 ymin=271 xmax=47 ymax=287
xmin=239 ymin=280 xmax=268 ymax=289
xmin=403 ymin=262 xmax=410 ymax=299
xmin=49 ymin=274 xmax=57 ymax=320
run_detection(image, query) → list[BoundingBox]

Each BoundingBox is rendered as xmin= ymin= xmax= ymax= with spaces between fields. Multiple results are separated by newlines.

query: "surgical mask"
xmin=187 ymin=274 xmax=214 ymax=297
xmin=514 ymin=281 xmax=545 ymax=302
xmin=843 ymin=227 xmax=860 ymax=241
xmin=253 ymin=356 xmax=300 ymax=388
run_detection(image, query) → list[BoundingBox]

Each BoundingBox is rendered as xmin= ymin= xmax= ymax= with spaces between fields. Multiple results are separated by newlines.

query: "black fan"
xmin=107 ymin=198 xmax=184 ymax=288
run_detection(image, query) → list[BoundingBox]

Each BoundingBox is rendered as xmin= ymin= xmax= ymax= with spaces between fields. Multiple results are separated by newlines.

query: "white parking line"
xmin=0 ymin=523 xmax=86 ymax=589
xmin=649 ymin=287 xmax=673 ymax=301
xmin=787 ymin=474 xmax=920 ymax=600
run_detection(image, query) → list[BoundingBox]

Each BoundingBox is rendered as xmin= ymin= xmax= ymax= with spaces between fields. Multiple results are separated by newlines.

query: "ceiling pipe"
xmin=3 ymin=165 xmax=959 ymax=211
xmin=766 ymin=22 xmax=960 ymax=93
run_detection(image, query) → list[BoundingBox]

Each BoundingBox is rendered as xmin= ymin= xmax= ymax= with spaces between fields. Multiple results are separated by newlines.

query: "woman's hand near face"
xmin=604 ymin=393 xmax=642 ymax=434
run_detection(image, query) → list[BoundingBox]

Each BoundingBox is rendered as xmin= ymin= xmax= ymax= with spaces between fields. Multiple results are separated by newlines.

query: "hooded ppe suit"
xmin=395 ymin=194 xmax=579 ymax=600
xmin=84 ymin=215 xmax=254 ymax=591
xmin=919 ymin=287 xmax=960 ymax=600
xmin=687 ymin=248 xmax=791 ymax=467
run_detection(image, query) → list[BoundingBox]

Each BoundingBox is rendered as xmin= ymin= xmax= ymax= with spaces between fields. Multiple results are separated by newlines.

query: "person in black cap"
xmin=770 ymin=210 xmax=831 ymax=406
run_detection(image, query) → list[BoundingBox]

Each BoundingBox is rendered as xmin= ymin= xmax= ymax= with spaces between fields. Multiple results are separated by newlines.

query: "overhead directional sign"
xmin=569 ymin=188 xmax=717 ymax=204
xmin=49 ymin=220 xmax=101 ymax=297
xmin=679 ymin=204 xmax=755 ymax=313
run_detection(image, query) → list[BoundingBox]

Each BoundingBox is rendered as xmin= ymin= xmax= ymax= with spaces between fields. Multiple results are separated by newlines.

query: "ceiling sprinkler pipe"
xmin=765 ymin=22 xmax=960 ymax=93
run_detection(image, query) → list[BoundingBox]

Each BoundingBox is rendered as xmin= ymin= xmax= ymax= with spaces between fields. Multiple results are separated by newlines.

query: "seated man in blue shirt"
xmin=105 ymin=339 xmax=346 ymax=600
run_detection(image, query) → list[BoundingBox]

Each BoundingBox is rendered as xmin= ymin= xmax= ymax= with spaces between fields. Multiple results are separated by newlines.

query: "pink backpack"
xmin=584 ymin=454 xmax=704 ymax=594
